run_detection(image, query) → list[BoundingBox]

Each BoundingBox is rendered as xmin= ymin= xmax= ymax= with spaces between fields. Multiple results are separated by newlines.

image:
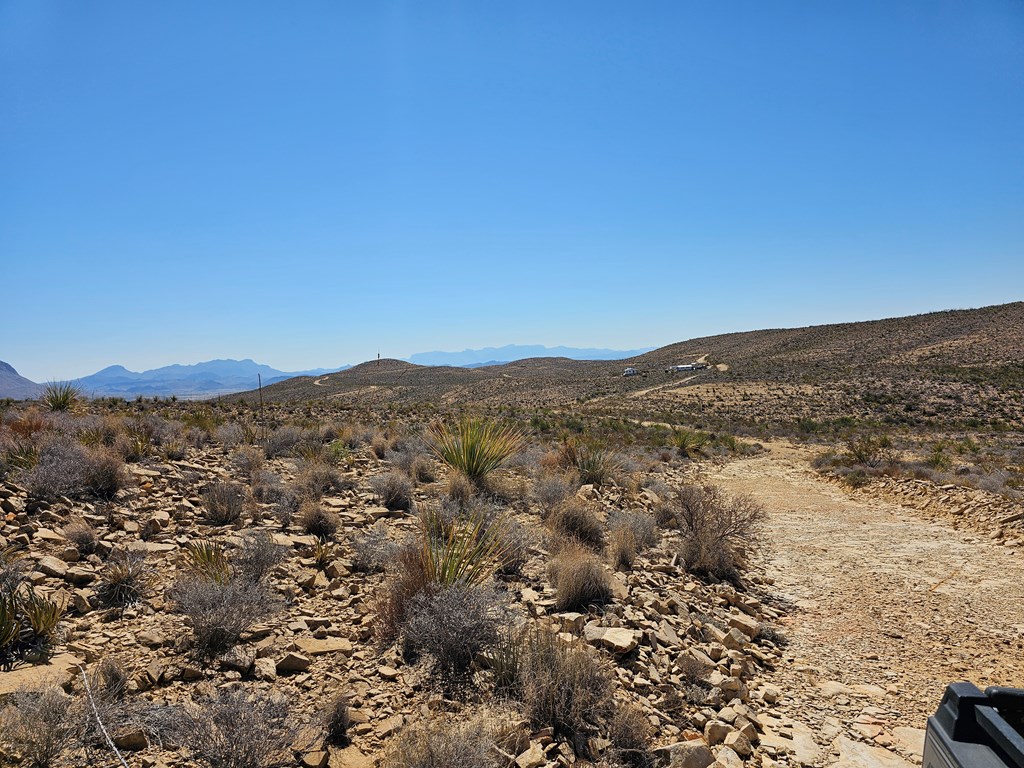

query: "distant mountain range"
xmin=0 ymin=359 xmax=350 ymax=400
xmin=0 ymin=344 xmax=650 ymax=399
xmin=0 ymin=361 xmax=43 ymax=399
xmin=407 ymin=344 xmax=654 ymax=367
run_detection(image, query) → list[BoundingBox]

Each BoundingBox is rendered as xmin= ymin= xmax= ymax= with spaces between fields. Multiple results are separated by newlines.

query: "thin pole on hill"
xmin=258 ymin=373 xmax=267 ymax=447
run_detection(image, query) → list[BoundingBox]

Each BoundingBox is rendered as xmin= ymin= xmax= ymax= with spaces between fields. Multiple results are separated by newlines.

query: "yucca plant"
xmin=19 ymin=589 xmax=64 ymax=649
xmin=427 ymin=418 xmax=526 ymax=487
xmin=40 ymin=381 xmax=81 ymax=412
xmin=0 ymin=593 xmax=19 ymax=668
xmin=311 ymin=539 xmax=336 ymax=571
xmin=420 ymin=506 xmax=512 ymax=587
xmin=183 ymin=540 xmax=232 ymax=583
xmin=572 ymin=441 xmax=620 ymax=486
xmin=672 ymin=428 xmax=710 ymax=458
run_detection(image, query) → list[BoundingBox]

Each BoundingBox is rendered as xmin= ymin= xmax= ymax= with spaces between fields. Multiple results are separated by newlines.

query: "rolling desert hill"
xmin=0 ymin=361 xmax=43 ymax=400
xmin=251 ymin=302 xmax=1024 ymax=430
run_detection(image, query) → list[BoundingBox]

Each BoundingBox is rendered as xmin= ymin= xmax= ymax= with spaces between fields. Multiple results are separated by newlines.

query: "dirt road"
xmin=701 ymin=442 xmax=1024 ymax=767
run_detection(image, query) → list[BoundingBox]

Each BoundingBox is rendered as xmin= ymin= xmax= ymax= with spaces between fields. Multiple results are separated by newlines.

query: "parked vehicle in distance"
xmin=623 ymin=367 xmax=638 ymax=376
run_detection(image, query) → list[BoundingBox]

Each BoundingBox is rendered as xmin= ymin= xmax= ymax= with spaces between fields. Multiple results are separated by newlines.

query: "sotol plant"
xmin=427 ymin=418 xmax=526 ymax=487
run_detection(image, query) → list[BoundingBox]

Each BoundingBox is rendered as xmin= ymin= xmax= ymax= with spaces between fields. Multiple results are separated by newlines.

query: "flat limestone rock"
xmin=294 ymin=637 xmax=354 ymax=657
xmin=0 ymin=653 xmax=84 ymax=697
xmin=834 ymin=736 xmax=915 ymax=768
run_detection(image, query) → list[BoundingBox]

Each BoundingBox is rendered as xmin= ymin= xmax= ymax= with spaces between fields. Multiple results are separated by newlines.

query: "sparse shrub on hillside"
xmin=96 ymin=550 xmax=151 ymax=607
xmin=299 ymin=500 xmax=339 ymax=540
xmin=533 ymin=472 xmax=574 ymax=508
xmin=265 ymin=425 xmax=305 ymax=458
xmin=844 ymin=433 xmax=897 ymax=468
xmin=0 ymin=686 xmax=78 ymax=768
xmin=427 ymin=418 xmax=526 ymax=487
xmin=202 ymin=481 xmax=245 ymax=525
xmin=374 ymin=541 xmax=431 ymax=644
xmin=548 ymin=500 xmax=605 ymax=552
xmin=170 ymin=575 xmax=279 ymax=658
xmin=22 ymin=437 xmax=125 ymax=501
xmin=371 ymin=471 xmax=414 ymax=511
xmin=608 ymin=510 xmax=659 ymax=551
xmin=386 ymin=714 xmax=504 ymax=768
xmin=349 ymin=524 xmax=400 ymax=573
xmin=403 ymin=583 xmax=508 ymax=682
xmin=609 ymin=527 xmax=637 ymax=570
xmin=549 ymin=547 xmax=611 ymax=612
xmin=323 ymin=694 xmax=351 ymax=747
xmin=41 ymin=381 xmax=80 ymax=413
xmin=234 ymin=531 xmax=286 ymax=584
xmin=231 ymin=446 xmax=265 ymax=477
xmin=370 ymin=434 xmax=388 ymax=459
xmin=159 ymin=687 xmax=294 ymax=768
xmin=293 ymin=461 xmax=351 ymax=501
xmin=675 ymin=484 xmax=765 ymax=580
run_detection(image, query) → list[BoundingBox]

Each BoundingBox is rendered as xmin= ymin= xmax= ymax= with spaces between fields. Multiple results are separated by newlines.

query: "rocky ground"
xmin=1 ymin=407 xmax=1022 ymax=768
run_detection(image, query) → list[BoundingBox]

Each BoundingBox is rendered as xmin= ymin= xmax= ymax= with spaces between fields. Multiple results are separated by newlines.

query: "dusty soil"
xmin=701 ymin=442 xmax=1024 ymax=766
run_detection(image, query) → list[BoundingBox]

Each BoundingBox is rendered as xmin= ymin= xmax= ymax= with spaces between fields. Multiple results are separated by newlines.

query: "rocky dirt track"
xmin=701 ymin=442 xmax=1024 ymax=767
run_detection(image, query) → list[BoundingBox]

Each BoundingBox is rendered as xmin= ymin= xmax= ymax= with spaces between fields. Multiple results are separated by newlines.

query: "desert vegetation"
xmin=0 ymin=372 xmax=1019 ymax=768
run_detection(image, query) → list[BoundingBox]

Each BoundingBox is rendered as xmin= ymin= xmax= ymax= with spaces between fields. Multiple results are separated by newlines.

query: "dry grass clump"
xmin=386 ymin=714 xmax=505 ymax=768
xmin=96 ymin=549 xmax=152 ymax=608
xmin=159 ymin=687 xmax=294 ymax=768
xmin=22 ymin=437 xmax=126 ymax=501
xmin=370 ymin=471 xmax=414 ymax=511
xmin=293 ymin=461 xmax=351 ymax=501
xmin=555 ymin=437 xmax=621 ymax=486
xmin=298 ymin=500 xmax=339 ymax=540
xmin=230 ymin=445 xmax=265 ymax=477
xmin=549 ymin=547 xmax=612 ymax=612
xmin=373 ymin=541 xmax=431 ymax=644
xmin=427 ymin=417 xmax=526 ymax=487
xmin=509 ymin=628 xmax=615 ymax=742
xmin=607 ymin=702 xmax=654 ymax=767
xmin=548 ymin=500 xmax=605 ymax=551
xmin=445 ymin=471 xmax=475 ymax=505
xmin=674 ymin=484 xmax=766 ymax=580
xmin=608 ymin=527 xmax=637 ymax=571
xmin=264 ymin=425 xmax=305 ymax=458
xmin=323 ymin=694 xmax=351 ymax=747
xmin=62 ymin=518 xmax=99 ymax=555
xmin=202 ymin=481 xmax=245 ymax=525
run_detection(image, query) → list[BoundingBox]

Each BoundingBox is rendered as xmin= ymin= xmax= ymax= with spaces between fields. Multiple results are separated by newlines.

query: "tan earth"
xmin=699 ymin=441 xmax=1024 ymax=767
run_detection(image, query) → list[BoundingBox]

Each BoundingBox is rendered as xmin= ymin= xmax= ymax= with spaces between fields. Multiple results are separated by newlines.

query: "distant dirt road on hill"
xmin=701 ymin=443 xmax=1024 ymax=766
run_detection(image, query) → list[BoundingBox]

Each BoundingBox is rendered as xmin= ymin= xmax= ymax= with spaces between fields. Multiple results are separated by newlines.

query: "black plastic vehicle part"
xmin=924 ymin=682 xmax=1024 ymax=768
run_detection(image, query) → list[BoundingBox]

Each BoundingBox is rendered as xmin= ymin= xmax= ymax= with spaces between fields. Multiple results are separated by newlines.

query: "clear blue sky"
xmin=2 ymin=2 xmax=1022 ymax=381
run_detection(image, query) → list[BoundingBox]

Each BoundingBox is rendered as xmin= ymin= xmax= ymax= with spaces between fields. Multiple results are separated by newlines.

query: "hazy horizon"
xmin=3 ymin=3 xmax=1022 ymax=381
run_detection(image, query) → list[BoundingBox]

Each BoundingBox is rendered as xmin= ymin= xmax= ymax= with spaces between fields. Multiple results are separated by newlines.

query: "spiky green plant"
xmin=183 ymin=540 xmax=232 ymax=583
xmin=427 ymin=418 xmax=526 ymax=486
xmin=96 ymin=551 xmax=152 ymax=607
xmin=420 ymin=506 xmax=512 ymax=587
xmin=672 ymin=428 xmax=710 ymax=458
xmin=0 ymin=593 xmax=19 ymax=666
xmin=17 ymin=588 xmax=64 ymax=659
xmin=572 ymin=442 xmax=620 ymax=485
xmin=40 ymin=381 xmax=81 ymax=412
xmin=311 ymin=539 xmax=336 ymax=571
